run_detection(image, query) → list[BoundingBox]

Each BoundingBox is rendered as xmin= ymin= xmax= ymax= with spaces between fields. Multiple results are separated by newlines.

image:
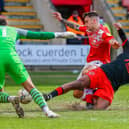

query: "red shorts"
xmin=86 ymin=67 xmax=114 ymax=104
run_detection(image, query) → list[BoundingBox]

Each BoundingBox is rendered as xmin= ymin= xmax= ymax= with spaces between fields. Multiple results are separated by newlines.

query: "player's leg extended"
xmin=8 ymin=53 xmax=59 ymax=118
xmin=22 ymin=77 xmax=59 ymax=118
xmin=73 ymin=63 xmax=97 ymax=109
xmin=0 ymin=90 xmax=24 ymax=118
xmin=43 ymin=75 xmax=91 ymax=101
xmin=74 ymin=63 xmax=98 ymax=99
xmin=0 ymin=59 xmax=24 ymax=118
xmin=0 ymin=62 xmax=7 ymax=103
xmin=0 ymin=81 xmax=8 ymax=103
xmin=0 ymin=91 xmax=18 ymax=104
xmin=73 ymin=65 xmax=88 ymax=99
xmin=73 ymin=61 xmax=103 ymax=109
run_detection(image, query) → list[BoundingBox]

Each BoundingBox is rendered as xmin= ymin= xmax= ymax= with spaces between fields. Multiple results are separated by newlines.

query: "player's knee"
xmin=73 ymin=90 xmax=83 ymax=99
xmin=22 ymin=77 xmax=35 ymax=92
xmin=82 ymin=65 xmax=98 ymax=76
xmin=93 ymin=97 xmax=110 ymax=110
xmin=93 ymin=104 xmax=109 ymax=110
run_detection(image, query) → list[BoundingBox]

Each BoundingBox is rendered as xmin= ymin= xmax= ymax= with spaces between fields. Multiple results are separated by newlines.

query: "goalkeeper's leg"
xmin=22 ymin=77 xmax=59 ymax=118
xmin=0 ymin=91 xmax=24 ymax=118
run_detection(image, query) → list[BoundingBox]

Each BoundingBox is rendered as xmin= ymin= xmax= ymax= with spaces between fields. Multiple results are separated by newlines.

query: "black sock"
xmin=48 ymin=87 xmax=64 ymax=99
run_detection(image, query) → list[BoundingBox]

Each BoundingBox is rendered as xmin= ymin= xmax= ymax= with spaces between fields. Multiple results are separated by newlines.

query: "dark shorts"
xmin=86 ymin=67 xmax=114 ymax=104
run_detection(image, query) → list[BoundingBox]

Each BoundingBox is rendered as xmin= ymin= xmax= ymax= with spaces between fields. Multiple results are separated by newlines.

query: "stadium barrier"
xmin=16 ymin=44 xmax=90 ymax=71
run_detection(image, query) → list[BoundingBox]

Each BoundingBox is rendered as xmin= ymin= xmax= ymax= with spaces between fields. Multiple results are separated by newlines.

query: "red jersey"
xmin=79 ymin=25 xmax=114 ymax=64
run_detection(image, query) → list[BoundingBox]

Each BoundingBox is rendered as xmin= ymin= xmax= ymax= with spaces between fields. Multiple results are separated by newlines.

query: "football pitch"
xmin=1 ymin=71 xmax=129 ymax=129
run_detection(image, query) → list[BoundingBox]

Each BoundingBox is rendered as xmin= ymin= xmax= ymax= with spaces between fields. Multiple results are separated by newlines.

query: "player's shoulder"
xmin=99 ymin=25 xmax=106 ymax=32
xmin=6 ymin=26 xmax=16 ymax=31
xmin=99 ymin=25 xmax=112 ymax=36
xmin=79 ymin=25 xmax=86 ymax=31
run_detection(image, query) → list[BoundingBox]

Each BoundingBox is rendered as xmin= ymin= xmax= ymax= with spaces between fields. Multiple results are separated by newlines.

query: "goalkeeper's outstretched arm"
xmin=16 ymin=28 xmax=77 ymax=40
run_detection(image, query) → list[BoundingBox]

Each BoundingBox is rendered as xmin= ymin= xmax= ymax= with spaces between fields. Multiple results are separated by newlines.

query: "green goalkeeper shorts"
xmin=0 ymin=51 xmax=29 ymax=89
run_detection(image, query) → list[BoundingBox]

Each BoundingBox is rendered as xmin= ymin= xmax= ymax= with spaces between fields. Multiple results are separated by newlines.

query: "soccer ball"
xmin=18 ymin=88 xmax=32 ymax=104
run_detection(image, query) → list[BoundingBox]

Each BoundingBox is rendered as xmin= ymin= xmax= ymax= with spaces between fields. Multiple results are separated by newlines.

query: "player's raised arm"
xmin=53 ymin=12 xmax=80 ymax=31
xmin=16 ymin=28 xmax=77 ymax=40
xmin=114 ymin=23 xmax=127 ymax=42
xmin=114 ymin=23 xmax=129 ymax=52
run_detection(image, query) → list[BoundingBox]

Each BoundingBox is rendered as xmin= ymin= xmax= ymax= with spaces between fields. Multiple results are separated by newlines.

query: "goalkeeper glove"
xmin=55 ymin=32 xmax=77 ymax=38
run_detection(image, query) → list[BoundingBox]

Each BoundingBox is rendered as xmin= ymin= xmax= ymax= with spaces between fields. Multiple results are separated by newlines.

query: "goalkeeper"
xmin=0 ymin=16 xmax=76 ymax=118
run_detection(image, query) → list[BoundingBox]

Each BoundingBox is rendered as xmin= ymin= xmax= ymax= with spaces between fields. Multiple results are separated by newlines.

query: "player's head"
xmin=72 ymin=10 xmax=79 ymax=21
xmin=0 ymin=16 xmax=7 ymax=26
xmin=72 ymin=10 xmax=79 ymax=17
xmin=83 ymin=11 xmax=100 ymax=31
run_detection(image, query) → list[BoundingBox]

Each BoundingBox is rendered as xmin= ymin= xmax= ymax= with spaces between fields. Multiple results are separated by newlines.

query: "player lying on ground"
xmin=0 ymin=16 xmax=76 ymax=118
xmin=43 ymin=23 xmax=129 ymax=110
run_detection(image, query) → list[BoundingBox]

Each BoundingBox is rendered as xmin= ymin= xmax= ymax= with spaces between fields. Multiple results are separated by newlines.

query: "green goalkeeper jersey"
xmin=0 ymin=26 xmax=56 ymax=87
xmin=0 ymin=26 xmax=55 ymax=52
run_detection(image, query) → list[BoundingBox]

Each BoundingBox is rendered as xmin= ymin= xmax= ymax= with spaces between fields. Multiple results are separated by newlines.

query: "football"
xmin=18 ymin=88 xmax=32 ymax=104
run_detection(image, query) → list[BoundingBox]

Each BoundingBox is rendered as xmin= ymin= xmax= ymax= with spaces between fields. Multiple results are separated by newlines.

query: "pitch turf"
xmin=1 ymin=72 xmax=129 ymax=129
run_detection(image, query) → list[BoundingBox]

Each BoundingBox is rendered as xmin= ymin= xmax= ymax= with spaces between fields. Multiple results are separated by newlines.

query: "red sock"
xmin=55 ymin=87 xmax=63 ymax=95
xmin=82 ymin=94 xmax=93 ymax=104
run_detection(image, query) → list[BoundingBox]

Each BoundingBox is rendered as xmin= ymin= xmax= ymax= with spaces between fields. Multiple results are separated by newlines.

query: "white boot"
xmin=45 ymin=110 xmax=60 ymax=118
xmin=43 ymin=105 xmax=60 ymax=118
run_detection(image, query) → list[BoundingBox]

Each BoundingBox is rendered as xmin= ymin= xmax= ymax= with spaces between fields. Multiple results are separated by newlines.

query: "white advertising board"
xmin=16 ymin=45 xmax=90 ymax=65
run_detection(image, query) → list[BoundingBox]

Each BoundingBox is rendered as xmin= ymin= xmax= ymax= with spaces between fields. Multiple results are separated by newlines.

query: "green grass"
xmin=1 ymin=72 xmax=129 ymax=129
xmin=5 ymin=71 xmax=77 ymax=86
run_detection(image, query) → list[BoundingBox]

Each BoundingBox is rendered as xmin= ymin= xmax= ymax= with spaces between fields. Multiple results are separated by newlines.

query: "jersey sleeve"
xmin=16 ymin=28 xmax=28 ymax=39
xmin=118 ymin=28 xmax=129 ymax=51
xmin=79 ymin=26 xmax=87 ymax=32
xmin=16 ymin=28 xmax=55 ymax=40
xmin=118 ymin=29 xmax=127 ymax=42
xmin=102 ymin=31 xmax=114 ymax=43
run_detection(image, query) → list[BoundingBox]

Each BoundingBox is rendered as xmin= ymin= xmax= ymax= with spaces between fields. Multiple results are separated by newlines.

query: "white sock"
xmin=42 ymin=105 xmax=50 ymax=113
xmin=8 ymin=96 xmax=16 ymax=102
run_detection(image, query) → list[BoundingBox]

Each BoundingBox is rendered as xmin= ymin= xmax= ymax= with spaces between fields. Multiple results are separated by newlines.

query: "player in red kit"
xmin=42 ymin=23 xmax=129 ymax=111
xmin=79 ymin=24 xmax=113 ymax=64
xmin=53 ymin=11 xmax=120 ymax=109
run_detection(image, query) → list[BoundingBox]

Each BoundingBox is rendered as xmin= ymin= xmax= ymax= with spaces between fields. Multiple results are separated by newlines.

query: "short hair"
xmin=72 ymin=10 xmax=79 ymax=15
xmin=83 ymin=11 xmax=99 ymax=19
xmin=0 ymin=16 xmax=7 ymax=25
